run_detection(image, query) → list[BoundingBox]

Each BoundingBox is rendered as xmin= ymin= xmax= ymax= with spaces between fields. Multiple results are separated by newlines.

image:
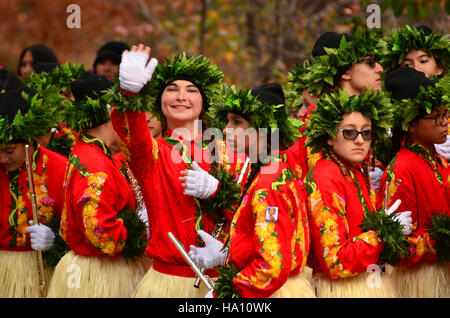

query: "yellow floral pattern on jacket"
xmin=306 ymin=163 xmax=381 ymax=280
xmin=11 ymin=152 xmax=56 ymax=247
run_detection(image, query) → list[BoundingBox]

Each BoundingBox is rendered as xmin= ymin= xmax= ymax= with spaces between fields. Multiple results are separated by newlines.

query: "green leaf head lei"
xmin=392 ymin=75 xmax=449 ymax=132
xmin=299 ymin=28 xmax=383 ymax=97
xmin=0 ymin=87 xmax=56 ymax=144
xmin=207 ymin=85 xmax=302 ymax=151
xmin=379 ymin=25 xmax=450 ymax=75
xmin=304 ymin=88 xmax=393 ymax=154
xmin=25 ymin=63 xmax=87 ymax=123
xmin=106 ymin=52 xmax=226 ymax=123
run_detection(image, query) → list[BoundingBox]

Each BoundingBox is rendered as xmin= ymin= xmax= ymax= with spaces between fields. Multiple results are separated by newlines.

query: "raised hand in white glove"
xmin=137 ymin=208 xmax=150 ymax=240
xmin=386 ymin=199 xmax=413 ymax=235
xmin=26 ymin=221 xmax=55 ymax=251
xmin=369 ymin=167 xmax=384 ymax=192
xmin=436 ymin=135 xmax=450 ymax=160
xmin=188 ymin=230 xmax=227 ymax=269
xmin=180 ymin=161 xmax=219 ymax=199
xmin=119 ymin=44 xmax=158 ymax=93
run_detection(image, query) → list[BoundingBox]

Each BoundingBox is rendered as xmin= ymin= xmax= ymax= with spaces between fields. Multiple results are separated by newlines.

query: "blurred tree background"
xmin=0 ymin=0 xmax=448 ymax=88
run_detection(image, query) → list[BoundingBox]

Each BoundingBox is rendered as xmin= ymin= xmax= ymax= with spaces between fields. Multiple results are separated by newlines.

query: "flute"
xmin=24 ymin=144 xmax=47 ymax=297
xmin=193 ymin=157 xmax=251 ymax=288
xmin=168 ymin=232 xmax=214 ymax=291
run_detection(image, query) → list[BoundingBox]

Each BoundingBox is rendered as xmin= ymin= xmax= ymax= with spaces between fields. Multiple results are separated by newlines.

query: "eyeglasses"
xmin=422 ymin=111 xmax=449 ymax=126
xmin=336 ymin=129 xmax=373 ymax=141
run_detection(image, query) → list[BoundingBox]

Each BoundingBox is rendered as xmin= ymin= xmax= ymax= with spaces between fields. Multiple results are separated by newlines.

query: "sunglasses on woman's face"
xmin=336 ymin=129 xmax=373 ymax=141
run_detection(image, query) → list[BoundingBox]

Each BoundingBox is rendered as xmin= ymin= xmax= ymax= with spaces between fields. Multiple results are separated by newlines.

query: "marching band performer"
xmin=189 ymin=83 xmax=315 ymax=298
xmin=46 ymin=72 xmax=151 ymax=298
xmin=303 ymin=88 xmax=412 ymax=297
xmin=108 ymin=45 xmax=246 ymax=297
xmin=379 ymin=67 xmax=449 ymax=297
xmin=0 ymin=81 xmax=67 ymax=297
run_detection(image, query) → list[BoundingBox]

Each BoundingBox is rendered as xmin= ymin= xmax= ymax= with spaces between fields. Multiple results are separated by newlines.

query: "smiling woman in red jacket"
xmin=107 ymin=45 xmax=246 ymax=298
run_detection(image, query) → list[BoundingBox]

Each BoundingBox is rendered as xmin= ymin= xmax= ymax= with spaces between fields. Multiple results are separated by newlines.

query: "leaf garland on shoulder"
xmin=379 ymin=25 xmax=450 ymax=75
xmin=116 ymin=208 xmax=147 ymax=260
xmin=0 ymin=89 xmax=56 ymax=144
xmin=360 ymin=207 xmax=411 ymax=265
xmin=42 ymin=216 xmax=69 ymax=267
xmin=46 ymin=131 xmax=75 ymax=158
xmin=299 ymin=28 xmax=383 ymax=97
xmin=392 ymin=75 xmax=449 ymax=132
xmin=427 ymin=212 xmax=450 ymax=263
xmin=214 ymin=265 xmax=241 ymax=298
xmin=105 ymin=52 xmax=226 ymax=121
xmin=304 ymin=88 xmax=393 ymax=154
xmin=199 ymin=164 xmax=242 ymax=216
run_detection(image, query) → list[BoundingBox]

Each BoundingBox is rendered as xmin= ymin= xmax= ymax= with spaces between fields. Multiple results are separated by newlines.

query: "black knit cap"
xmin=312 ymin=31 xmax=352 ymax=57
xmin=251 ymin=82 xmax=285 ymax=106
xmin=33 ymin=62 xmax=59 ymax=74
xmin=384 ymin=67 xmax=434 ymax=100
xmin=0 ymin=87 xmax=34 ymax=124
xmin=93 ymin=41 xmax=130 ymax=68
xmin=416 ymin=25 xmax=433 ymax=36
xmin=71 ymin=72 xmax=114 ymax=103
xmin=0 ymin=68 xmax=24 ymax=90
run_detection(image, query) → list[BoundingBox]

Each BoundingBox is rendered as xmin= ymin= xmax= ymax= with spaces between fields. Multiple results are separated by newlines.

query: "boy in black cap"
xmin=46 ymin=72 xmax=151 ymax=298
xmin=379 ymin=67 xmax=449 ymax=297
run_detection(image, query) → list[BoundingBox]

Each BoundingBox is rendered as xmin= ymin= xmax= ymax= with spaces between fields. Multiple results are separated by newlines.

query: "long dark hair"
xmin=17 ymin=44 xmax=59 ymax=76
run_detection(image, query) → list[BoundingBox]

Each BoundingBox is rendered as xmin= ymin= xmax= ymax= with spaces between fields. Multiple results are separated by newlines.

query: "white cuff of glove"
xmin=436 ymin=135 xmax=450 ymax=160
xmin=119 ymin=50 xmax=158 ymax=93
xmin=369 ymin=167 xmax=384 ymax=192
xmin=26 ymin=222 xmax=55 ymax=251
xmin=183 ymin=161 xmax=219 ymax=199
xmin=188 ymin=230 xmax=227 ymax=269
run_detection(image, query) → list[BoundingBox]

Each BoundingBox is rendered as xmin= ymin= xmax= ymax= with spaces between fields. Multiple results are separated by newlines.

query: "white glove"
xmin=183 ymin=161 xmax=219 ymax=199
xmin=386 ymin=199 xmax=413 ymax=235
xmin=188 ymin=230 xmax=227 ymax=269
xmin=369 ymin=167 xmax=384 ymax=192
xmin=119 ymin=50 xmax=158 ymax=93
xmin=26 ymin=221 xmax=55 ymax=251
xmin=204 ymin=290 xmax=214 ymax=298
xmin=436 ymin=135 xmax=450 ymax=160
xmin=137 ymin=208 xmax=150 ymax=240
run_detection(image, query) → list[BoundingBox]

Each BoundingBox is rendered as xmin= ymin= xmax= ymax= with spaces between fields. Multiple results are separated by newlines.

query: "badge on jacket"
xmin=265 ymin=206 xmax=278 ymax=223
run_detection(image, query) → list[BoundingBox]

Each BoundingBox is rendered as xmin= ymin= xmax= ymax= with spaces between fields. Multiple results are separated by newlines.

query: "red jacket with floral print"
xmin=59 ymin=134 xmax=136 ymax=257
xmin=111 ymin=109 xmax=248 ymax=277
xmin=304 ymin=157 xmax=383 ymax=279
xmin=377 ymin=143 xmax=450 ymax=269
xmin=227 ymin=160 xmax=310 ymax=298
xmin=0 ymin=145 xmax=67 ymax=251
